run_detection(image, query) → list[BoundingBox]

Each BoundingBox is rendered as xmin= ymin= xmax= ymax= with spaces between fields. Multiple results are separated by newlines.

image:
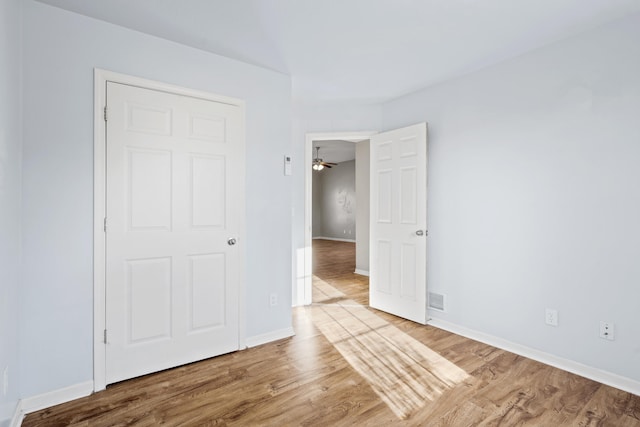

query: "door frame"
xmin=93 ymin=69 xmax=246 ymax=391
xmin=300 ymin=131 xmax=377 ymax=306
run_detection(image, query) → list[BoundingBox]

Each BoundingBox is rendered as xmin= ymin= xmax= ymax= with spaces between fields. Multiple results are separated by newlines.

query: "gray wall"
xmin=382 ymin=13 xmax=640 ymax=382
xmin=20 ymin=0 xmax=292 ymax=398
xmin=311 ymin=168 xmax=323 ymax=237
xmin=0 ymin=0 xmax=22 ymax=423
xmin=313 ymin=160 xmax=356 ymax=240
xmin=355 ymin=141 xmax=370 ymax=273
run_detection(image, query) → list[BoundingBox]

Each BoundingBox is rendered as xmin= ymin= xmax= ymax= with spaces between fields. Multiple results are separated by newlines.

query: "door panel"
xmin=127 ymin=257 xmax=172 ymax=343
xmin=128 ymin=149 xmax=172 ymax=230
xmin=369 ymin=123 xmax=427 ymax=324
xmin=190 ymin=155 xmax=225 ymax=227
xmin=105 ymin=82 xmax=242 ymax=384
xmin=188 ymin=253 xmax=226 ymax=331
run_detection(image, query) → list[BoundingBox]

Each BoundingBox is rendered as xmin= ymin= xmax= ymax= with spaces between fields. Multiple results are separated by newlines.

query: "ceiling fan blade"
xmin=312 ymin=147 xmax=338 ymax=169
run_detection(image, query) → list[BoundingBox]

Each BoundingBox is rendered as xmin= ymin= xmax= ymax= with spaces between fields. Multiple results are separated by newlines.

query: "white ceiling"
xmin=36 ymin=0 xmax=640 ymax=104
xmin=313 ymin=140 xmax=358 ymax=164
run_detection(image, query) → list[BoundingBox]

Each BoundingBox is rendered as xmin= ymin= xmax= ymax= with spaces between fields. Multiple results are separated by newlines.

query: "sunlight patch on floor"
xmin=312 ymin=276 xmax=347 ymax=303
xmin=307 ymin=279 xmax=469 ymax=420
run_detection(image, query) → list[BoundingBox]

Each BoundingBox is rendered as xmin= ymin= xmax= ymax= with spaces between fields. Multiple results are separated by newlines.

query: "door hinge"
xmin=103 ymin=106 xmax=108 ymax=122
xmin=103 ymin=329 xmax=107 ymax=344
xmin=103 ymin=217 xmax=107 ymax=232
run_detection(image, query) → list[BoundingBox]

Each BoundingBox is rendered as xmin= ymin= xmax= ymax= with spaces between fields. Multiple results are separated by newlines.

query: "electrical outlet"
xmin=599 ymin=321 xmax=615 ymax=340
xmin=545 ymin=308 xmax=558 ymax=327
xmin=269 ymin=293 xmax=278 ymax=307
xmin=3 ymin=366 xmax=8 ymax=396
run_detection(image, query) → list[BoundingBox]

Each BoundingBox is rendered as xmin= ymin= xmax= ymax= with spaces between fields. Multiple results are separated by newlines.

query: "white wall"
xmin=20 ymin=0 xmax=292 ymax=398
xmin=0 ymin=0 xmax=22 ymax=423
xmin=314 ymin=160 xmax=356 ymax=240
xmin=291 ymin=103 xmax=381 ymax=305
xmin=382 ymin=13 xmax=640 ymax=382
xmin=355 ymin=141 xmax=370 ymax=273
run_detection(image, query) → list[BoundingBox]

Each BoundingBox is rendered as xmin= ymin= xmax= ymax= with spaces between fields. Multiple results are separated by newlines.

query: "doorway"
xmin=301 ymin=124 xmax=428 ymax=324
xmin=311 ymin=140 xmax=362 ymax=304
xmin=301 ymin=131 xmax=376 ymax=307
xmin=94 ymin=69 xmax=246 ymax=391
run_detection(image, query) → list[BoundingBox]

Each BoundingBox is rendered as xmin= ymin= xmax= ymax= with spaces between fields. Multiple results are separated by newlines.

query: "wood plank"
xmin=23 ymin=239 xmax=640 ymax=426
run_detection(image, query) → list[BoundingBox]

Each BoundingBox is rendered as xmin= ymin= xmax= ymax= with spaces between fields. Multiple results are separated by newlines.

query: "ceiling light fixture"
xmin=312 ymin=146 xmax=337 ymax=171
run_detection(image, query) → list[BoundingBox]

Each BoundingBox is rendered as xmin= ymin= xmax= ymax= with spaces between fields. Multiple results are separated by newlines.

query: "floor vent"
xmin=428 ymin=292 xmax=445 ymax=311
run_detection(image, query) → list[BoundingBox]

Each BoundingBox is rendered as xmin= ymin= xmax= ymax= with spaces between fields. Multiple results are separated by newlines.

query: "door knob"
xmin=227 ymin=238 xmax=237 ymax=246
xmin=415 ymin=230 xmax=424 ymax=236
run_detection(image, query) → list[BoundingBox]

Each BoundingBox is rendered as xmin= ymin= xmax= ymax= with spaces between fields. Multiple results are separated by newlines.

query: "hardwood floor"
xmin=24 ymin=239 xmax=640 ymax=426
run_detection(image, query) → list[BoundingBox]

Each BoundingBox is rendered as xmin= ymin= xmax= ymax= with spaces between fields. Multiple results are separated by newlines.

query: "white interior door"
xmin=105 ymin=82 xmax=243 ymax=384
xmin=369 ymin=123 xmax=427 ymax=324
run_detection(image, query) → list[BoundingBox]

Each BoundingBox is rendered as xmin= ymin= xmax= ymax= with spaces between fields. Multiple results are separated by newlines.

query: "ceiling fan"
xmin=312 ymin=146 xmax=337 ymax=171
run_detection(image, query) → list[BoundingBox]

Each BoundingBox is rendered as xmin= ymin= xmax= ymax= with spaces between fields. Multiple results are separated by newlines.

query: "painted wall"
xmin=313 ymin=160 xmax=356 ymax=241
xmin=311 ymin=170 xmax=323 ymax=237
xmin=0 ymin=0 xmax=22 ymax=423
xmin=382 ymin=13 xmax=640 ymax=382
xmin=355 ymin=141 xmax=370 ymax=273
xmin=291 ymin=102 xmax=381 ymax=305
xmin=20 ymin=0 xmax=292 ymax=398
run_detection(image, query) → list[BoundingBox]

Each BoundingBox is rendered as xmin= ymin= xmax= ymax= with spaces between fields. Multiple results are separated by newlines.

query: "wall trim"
xmin=313 ymin=236 xmax=356 ymax=243
xmin=428 ymin=318 xmax=640 ymax=397
xmin=245 ymin=327 xmax=295 ymax=348
xmin=354 ymin=269 xmax=369 ymax=276
xmin=9 ymin=400 xmax=24 ymax=427
xmin=17 ymin=381 xmax=94 ymax=420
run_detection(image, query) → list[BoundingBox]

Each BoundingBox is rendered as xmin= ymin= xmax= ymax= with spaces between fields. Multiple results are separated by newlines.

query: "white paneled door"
xmin=105 ymin=82 xmax=242 ymax=384
xmin=370 ymin=123 xmax=427 ymax=324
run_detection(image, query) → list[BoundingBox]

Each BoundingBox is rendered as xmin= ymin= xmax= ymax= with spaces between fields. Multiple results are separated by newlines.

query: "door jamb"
xmin=301 ymin=131 xmax=377 ymax=306
xmin=93 ymin=69 xmax=246 ymax=391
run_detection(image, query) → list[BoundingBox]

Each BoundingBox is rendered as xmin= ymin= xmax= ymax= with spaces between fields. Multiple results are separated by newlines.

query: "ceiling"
xmin=313 ymin=140 xmax=358 ymax=164
xmin=37 ymin=0 xmax=640 ymax=104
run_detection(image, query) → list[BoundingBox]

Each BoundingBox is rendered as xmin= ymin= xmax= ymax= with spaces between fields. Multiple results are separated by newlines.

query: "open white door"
xmin=105 ymin=82 xmax=243 ymax=384
xmin=369 ymin=123 xmax=427 ymax=324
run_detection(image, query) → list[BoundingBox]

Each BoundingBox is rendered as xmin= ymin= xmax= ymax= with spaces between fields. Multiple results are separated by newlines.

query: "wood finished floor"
xmin=24 ymin=239 xmax=640 ymax=426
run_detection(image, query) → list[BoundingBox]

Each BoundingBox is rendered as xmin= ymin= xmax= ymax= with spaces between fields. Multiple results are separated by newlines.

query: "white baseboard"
xmin=9 ymin=400 xmax=23 ymax=427
xmin=312 ymin=237 xmax=355 ymax=243
xmin=428 ymin=318 xmax=640 ymax=397
xmin=354 ymin=269 xmax=369 ymax=276
xmin=19 ymin=380 xmax=94 ymax=418
xmin=246 ymin=327 xmax=295 ymax=348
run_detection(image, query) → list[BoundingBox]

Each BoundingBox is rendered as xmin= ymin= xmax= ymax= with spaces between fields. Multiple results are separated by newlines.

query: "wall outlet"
xmin=545 ymin=308 xmax=558 ymax=327
xmin=599 ymin=321 xmax=615 ymax=340
xmin=3 ymin=366 xmax=8 ymax=396
xmin=269 ymin=293 xmax=278 ymax=307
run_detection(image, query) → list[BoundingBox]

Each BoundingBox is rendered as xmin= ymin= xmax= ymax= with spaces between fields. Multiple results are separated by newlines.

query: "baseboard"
xmin=9 ymin=400 xmax=23 ymax=427
xmin=428 ymin=318 xmax=640 ymax=397
xmin=312 ymin=237 xmax=355 ymax=243
xmin=354 ymin=269 xmax=369 ymax=276
xmin=245 ymin=327 xmax=295 ymax=348
xmin=19 ymin=381 xmax=94 ymax=417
